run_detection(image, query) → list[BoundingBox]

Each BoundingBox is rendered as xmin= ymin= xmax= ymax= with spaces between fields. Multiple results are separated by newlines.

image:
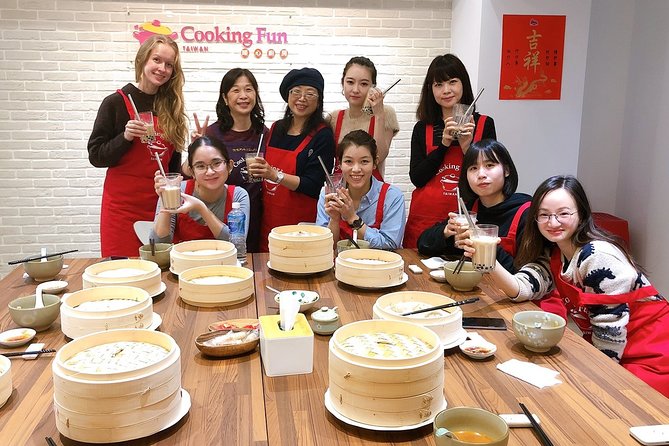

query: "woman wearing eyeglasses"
xmin=151 ymin=136 xmax=249 ymax=243
xmin=460 ymin=175 xmax=669 ymax=397
xmin=249 ymin=67 xmax=335 ymax=251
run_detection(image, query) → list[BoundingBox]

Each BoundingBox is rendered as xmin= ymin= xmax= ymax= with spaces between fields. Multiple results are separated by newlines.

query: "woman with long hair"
xmin=152 ymin=136 xmax=249 ymax=243
xmin=88 ymin=35 xmax=188 ymax=256
xmin=249 ymin=67 xmax=335 ymax=251
xmin=326 ymin=56 xmax=399 ymax=180
xmin=200 ymin=68 xmax=268 ymax=252
xmin=403 ymin=53 xmax=496 ymax=248
xmin=418 ymin=140 xmax=530 ymax=272
xmin=462 ymin=175 xmax=669 ymax=397
xmin=316 ymin=130 xmax=406 ymax=250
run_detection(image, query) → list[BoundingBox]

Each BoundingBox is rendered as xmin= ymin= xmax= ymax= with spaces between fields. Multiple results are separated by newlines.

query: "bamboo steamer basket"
xmin=373 ymin=291 xmax=464 ymax=346
xmin=0 ymin=355 xmax=11 ymax=409
xmin=60 ymin=286 xmax=153 ymax=339
xmin=178 ymin=265 xmax=254 ymax=307
xmin=170 ymin=239 xmax=237 ymax=275
xmin=52 ymin=329 xmax=183 ymax=443
xmin=328 ymin=319 xmax=444 ymax=427
xmin=268 ymin=225 xmax=333 ymax=274
xmin=82 ymin=259 xmax=162 ymax=296
xmin=335 ymin=249 xmax=404 ymax=288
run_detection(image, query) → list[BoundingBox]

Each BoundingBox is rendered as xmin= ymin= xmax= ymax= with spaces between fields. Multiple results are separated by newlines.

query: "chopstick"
xmin=2 ymin=348 xmax=56 ymax=357
xmin=401 ymin=297 xmax=479 ymax=316
xmin=317 ymin=155 xmax=334 ymax=190
xmin=519 ymin=402 xmax=554 ymax=446
xmin=453 ymin=254 xmax=467 ymax=274
xmin=9 ymin=249 xmax=78 ymax=265
xmin=45 ymin=437 xmax=57 ymax=446
xmin=347 ymin=237 xmax=360 ymax=249
xmin=382 ymin=78 xmax=401 ymax=96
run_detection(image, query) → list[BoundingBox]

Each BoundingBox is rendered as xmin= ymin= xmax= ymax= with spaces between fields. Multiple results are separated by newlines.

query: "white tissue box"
xmin=259 ymin=313 xmax=314 ymax=377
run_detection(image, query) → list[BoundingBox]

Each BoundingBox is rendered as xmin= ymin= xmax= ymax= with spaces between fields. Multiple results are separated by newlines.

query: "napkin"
xmin=420 ymin=257 xmax=447 ymax=270
xmin=279 ymin=292 xmax=300 ymax=331
xmin=497 ymin=359 xmax=562 ymax=389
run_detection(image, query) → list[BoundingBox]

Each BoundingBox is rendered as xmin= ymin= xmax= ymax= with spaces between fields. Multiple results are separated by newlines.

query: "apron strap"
xmin=473 ymin=115 xmax=487 ymax=142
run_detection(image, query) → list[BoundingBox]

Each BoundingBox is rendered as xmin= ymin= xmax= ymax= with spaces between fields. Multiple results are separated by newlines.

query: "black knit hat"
xmin=279 ymin=67 xmax=324 ymax=102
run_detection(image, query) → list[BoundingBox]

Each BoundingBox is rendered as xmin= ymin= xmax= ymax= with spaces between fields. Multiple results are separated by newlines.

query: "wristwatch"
xmin=275 ymin=171 xmax=285 ymax=184
xmin=349 ymin=217 xmax=364 ymax=230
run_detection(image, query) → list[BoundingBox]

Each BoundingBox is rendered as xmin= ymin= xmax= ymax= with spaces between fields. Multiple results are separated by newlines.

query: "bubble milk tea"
xmin=471 ymin=224 xmax=498 ymax=272
xmin=161 ymin=173 xmax=182 ymax=210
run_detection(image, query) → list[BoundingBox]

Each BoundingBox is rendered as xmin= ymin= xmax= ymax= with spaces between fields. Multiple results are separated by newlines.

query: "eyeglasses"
xmin=535 ymin=211 xmax=577 ymax=224
xmin=192 ymin=158 xmax=226 ymax=174
xmin=289 ymin=89 xmax=318 ymax=101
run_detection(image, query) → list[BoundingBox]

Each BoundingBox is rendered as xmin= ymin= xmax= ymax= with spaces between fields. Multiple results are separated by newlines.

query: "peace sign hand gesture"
xmin=191 ymin=112 xmax=210 ymax=142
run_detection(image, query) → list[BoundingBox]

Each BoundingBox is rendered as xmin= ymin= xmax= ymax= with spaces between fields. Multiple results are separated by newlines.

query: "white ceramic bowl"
xmin=512 ymin=310 xmax=566 ymax=352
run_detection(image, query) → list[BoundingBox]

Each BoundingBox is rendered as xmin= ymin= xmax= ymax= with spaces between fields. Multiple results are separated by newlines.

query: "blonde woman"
xmin=88 ymin=35 xmax=188 ymax=257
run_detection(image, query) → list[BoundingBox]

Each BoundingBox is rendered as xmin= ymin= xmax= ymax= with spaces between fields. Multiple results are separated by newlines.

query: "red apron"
xmin=173 ymin=180 xmax=235 ymax=244
xmin=338 ymin=182 xmax=390 ymax=240
xmin=549 ymin=248 xmax=669 ymax=397
xmin=404 ymin=116 xmax=487 ymax=248
xmin=100 ymin=90 xmax=174 ymax=257
xmin=259 ymin=123 xmax=325 ymax=252
xmin=333 ymin=110 xmax=383 ymax=181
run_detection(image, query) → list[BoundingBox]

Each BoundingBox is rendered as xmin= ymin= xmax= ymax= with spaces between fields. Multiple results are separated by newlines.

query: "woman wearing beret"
xmin=248 ymin=67 xmax=336 ymax=251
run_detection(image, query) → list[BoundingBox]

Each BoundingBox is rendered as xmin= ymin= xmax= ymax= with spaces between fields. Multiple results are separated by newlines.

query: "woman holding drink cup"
xmin=461 ymin=175 xmax=669 ymax=397
xmin=88 ymin=35 xmax=188 ymax=257
xmin=418 ymin=140 xmax=531 ymax=273
xmin=249 ymin=67 xmax=335 ymax=251
xmin=151 ymin=136 xmax=249 ymax=243
xmin=316 ymin=130 xmax=406 ymax=250
xmin=194 ymin=68 xmax=268 ymax=253
xmin=403 ymin=54 xmax=496 ymax=248
xmin=326 ymin=56 xmax=399 ymax=180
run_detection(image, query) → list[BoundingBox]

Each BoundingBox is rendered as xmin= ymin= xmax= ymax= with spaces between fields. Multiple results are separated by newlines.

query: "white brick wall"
xmin=0 ymin=0 xmax=451 ymax=278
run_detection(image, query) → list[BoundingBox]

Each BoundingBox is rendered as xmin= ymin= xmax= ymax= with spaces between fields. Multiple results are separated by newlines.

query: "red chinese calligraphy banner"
xmin=499 ymin=15 xmax=566 ymax=100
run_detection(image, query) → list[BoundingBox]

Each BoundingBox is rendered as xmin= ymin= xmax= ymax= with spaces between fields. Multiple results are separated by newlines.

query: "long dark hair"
xmin=458 ymin=140 xmax=518 ymax=203
xmin=515 ymin=175 xmax=638 ymax=270
xmin=215 ymin=68 xmax=265 ymax=134
xmin=416 ymin=54 xmax=474 ymax=123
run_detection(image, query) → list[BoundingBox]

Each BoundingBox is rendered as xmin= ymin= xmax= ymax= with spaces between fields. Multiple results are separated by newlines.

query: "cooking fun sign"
xmin=133 ymin=20 xmax=289 ymax=59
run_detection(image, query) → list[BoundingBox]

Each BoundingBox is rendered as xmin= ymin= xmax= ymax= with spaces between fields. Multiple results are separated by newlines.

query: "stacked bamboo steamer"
xmin=327 ymin=320 xmax=445 ymax=427
xmin=335 ymin=249 xmax=404 ymax=288
xmin=82 ymin=259 xmax=163 ymax=296
xmin=268 ymin=225 xmax=333 ymax=274
xmin=60 ymin=286 xmax=154 ymax=339
xmin=0 ymin=355 xmax=11 ymax=409
xmin=170 ymin=240 xmax=237 ymax=275
xmin=52 ymin=329 xmax=188 ymax=443
xmin=373 ymin=291 xmax=465 ymax=346
xmin=179 ymin=265 xmax=254 ymax=307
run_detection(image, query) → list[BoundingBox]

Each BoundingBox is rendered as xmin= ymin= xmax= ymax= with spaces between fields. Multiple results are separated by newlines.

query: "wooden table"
xmin=1 ymin=251 xmax=668 ymax=445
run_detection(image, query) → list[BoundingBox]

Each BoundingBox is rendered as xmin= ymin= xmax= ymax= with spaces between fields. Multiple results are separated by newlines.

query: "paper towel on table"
xmin=279 ymin=292 xmax=300 ymax=331
xmin=421 ymin=257 xmax=447 ymax=270
xmin=497 ymin=359 xmax=562 ymax=389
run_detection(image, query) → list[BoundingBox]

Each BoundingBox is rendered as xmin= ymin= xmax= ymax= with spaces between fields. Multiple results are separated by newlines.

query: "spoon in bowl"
xmin=35 ymin=283 xmax=45 ymax=309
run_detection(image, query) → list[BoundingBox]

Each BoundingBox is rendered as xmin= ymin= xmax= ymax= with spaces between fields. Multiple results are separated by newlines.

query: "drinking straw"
xmin=317 ymin=155 xmax=334 ymax=190
xmin=154 ymin=152 xmax=167 ymax=178
xmin=8 ymin=249 xmax=78 ymax=265
xmin=462 ymin=88 xmax=485 ymax=124
xmin=401 ymin=297 xmax=479 ymax=316
xmin=458 ymin=197 xmax=478 ymax=237
xmin=519 ymin=403 xmax=554 ymax=446
xmin=456 ymin=187 xmax=462 ymax=215
xmin=382 ymin=78 xmax=401 ymax=96
xmin=255 ymin=133 xmax=264 ymax=157
xmin=127 ymin=93 xmax=141 ymax=119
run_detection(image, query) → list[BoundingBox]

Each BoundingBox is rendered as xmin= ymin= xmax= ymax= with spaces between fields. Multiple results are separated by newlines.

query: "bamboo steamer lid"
xmin=52 ymin=329 xmax=183 ymax=443
xmin=82 ymin=259 xmax=162 ymax=296
xmin=170 ymin=239 xmax=237 ymax=275
xmin=373 ymin=291 xmax=463 ymax=345
xmin=0 ymin=355 xmax=11 ymax=409
xmin=335 ymin=249 xmax=404 ymax=288
xmin=178 ymin=265 xmax=254 ymax=307
xmin=268 ymin=225 xmax=333 ymax=274
xmin=61 ymin=286 xmax=153 ymax=339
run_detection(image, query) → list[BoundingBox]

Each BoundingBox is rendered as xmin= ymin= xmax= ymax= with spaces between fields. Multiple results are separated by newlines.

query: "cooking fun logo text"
xmin=133 ymin=20 xmax=289 ymax=58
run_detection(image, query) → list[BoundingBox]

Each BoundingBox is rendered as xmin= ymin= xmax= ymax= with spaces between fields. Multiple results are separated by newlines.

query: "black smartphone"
xmin=462 ymin=317 xmax=507 ymax=330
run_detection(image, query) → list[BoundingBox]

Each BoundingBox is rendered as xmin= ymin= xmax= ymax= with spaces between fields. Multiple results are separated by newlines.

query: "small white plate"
xmin=442 ymin=329 xmax=468 ymax=350
xmin=0 ymin=328 xmax=37 ymax=347
xmin=149 ymin=313 xmax=162 ymax=330
xmin=459 ymin=337 xmax=497 ymax=359
xmin=40 ymin=280 xmax=68 ymax=294
xmin=429 ymin=269 xmax=447 ymax=283
xmin=150 ymin=282 xmax=167 ymax=298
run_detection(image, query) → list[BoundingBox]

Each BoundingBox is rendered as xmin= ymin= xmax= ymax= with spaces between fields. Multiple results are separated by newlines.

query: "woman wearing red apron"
xmin=316 ymin=130 xmax=406 ymax=250
xmin=466 ymin=175 xmax=669 ymax=397
xmin=405 ymin=54 xmax=496 ymax=248
xmin=152 ymin=136 xmax=249 ymax=244
xmin=326 ymin=57 xmax=399 ymax=180
xmin=88 ymin=35 xmax=188 ymax=257
xmin=418 ymin=140 xmax=530 ymax=273
xmin=248 ymin=68 xmax=335 ymax=252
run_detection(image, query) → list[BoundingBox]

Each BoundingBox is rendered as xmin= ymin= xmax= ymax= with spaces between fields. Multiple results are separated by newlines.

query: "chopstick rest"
xmin=23 ymin=343 xmax=46 ymax=360
xmin=497 ymin=359 xmax=562 ymax=388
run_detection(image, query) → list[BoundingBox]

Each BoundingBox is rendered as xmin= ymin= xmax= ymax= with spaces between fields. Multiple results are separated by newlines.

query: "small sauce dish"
xmin=429 ymin=270 xmax=448 ymax=283
xmin=40 ymin=280 xmax=68 ymax=294
xmin=0 ymin=328 xmax=37 ymax=347
xmin=459 ymin=334 xmax=497 ymax=360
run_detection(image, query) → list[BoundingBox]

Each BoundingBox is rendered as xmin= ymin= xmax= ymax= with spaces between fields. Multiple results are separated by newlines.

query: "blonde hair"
xmin=134 ymin=35 xmax=188 ymax=151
